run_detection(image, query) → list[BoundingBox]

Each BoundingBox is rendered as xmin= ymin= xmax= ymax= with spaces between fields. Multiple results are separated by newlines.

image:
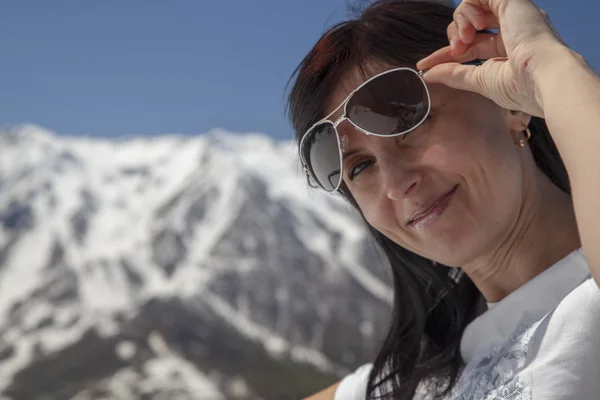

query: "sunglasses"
xmin=299 ymin=60 xmax=484 ymax=192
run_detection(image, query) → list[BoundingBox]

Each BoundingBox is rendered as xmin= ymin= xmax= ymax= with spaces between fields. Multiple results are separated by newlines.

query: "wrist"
xmin=531 ymin=44 xmax=592 ymax=116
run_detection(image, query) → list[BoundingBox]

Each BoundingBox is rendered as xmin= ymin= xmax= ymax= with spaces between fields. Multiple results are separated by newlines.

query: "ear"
xmin=505 ymin=110 xmax=532 ymax=132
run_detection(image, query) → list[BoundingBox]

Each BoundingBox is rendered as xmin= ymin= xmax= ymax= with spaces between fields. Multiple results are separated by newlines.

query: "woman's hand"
xmin=416 ymin=0 xmax=571 ymax=118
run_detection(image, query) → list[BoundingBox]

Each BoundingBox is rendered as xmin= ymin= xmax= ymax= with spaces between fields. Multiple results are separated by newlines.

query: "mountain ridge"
xmin=0 ymin=124 xmax=392 ymax=399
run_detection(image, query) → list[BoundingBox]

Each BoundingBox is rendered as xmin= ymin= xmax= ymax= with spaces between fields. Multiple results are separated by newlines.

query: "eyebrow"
xmin=342 ymin=149 xmax=360 ymax=162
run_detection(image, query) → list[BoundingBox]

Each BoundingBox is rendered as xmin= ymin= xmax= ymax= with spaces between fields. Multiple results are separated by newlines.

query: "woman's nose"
xmin=380 ymin=159 xmax=421 ymax=201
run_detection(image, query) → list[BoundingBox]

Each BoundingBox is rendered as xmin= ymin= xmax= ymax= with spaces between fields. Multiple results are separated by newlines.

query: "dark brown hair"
xmin=286 ymin=0 xmax=570 ymax=398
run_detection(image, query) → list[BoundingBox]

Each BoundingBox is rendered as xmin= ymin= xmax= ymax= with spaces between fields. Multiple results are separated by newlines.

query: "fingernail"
xmin=450 ymin=39 xmax=456 ymax=55
xmin=421 ymin=70 xmax=436 ymax=84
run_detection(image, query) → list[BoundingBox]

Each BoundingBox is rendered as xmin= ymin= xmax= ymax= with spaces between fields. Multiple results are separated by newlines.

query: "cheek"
xmin=426 ymin=125 xmax=524 ymax=231
xmin=420 ymin=135 xmax=470 ymax=183
xmin=353 ymin=193 xmax=410 ymax=246
xmin=353 ymin=193 xmax=397 ymax=231
xmin=424 ymin=119 xmax=515 ymax=182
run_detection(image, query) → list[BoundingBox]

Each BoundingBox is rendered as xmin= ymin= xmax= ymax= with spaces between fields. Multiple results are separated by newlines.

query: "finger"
xmin=421 ymin=59 xmax=526 ymax=115
xmin=454 ymin=3 xmax=501 ymax=39
xmin=453 ymin=11 xmax=476 ymax=45
xmin=447 ymin=22 xmax=470 ymax=55
xmin=422 ymin=63 xmax=481 ymax=93
xmin=460 ymin=32 xmax=507 ymax=61
xmin=448 ymin=12 xmax=500 ymax=55
xmin=421 ymin=58 xmax=510 ymax=100
xmin=456 ymin=0 xmax=497 ymax=17
xmin=460 ymin=0 xmax=553 ymax=36
xmin=477 ymin=11 xmax=500 ymax=30
xmin=417 ymin=32 xmax=506 ymax=71
xmin=418 ymin=46 xmax=454 ymax=71
xmin=454 ymin=5 xmax=482 ymax=44
xmin=458 ymin=4 xmax=486 ymax=31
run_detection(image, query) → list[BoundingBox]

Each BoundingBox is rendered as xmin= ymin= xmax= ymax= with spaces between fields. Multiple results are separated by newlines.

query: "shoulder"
xmin=453 ymin=276 xmax=600 ymax=399
xmin=333 ymin=363 xmax=373 ymax=400
xmin=529 ymin=276 xmax=600 ymax=398
xmin=536 ymin=274 xmax=600 ymax=341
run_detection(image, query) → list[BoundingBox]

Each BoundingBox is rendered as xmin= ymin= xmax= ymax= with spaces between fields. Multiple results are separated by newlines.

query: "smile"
xmin=408 ymin=184 xmax=458 ymax=229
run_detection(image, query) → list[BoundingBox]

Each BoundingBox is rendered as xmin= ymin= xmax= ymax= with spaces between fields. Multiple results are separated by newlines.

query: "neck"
xmin=462 ymin=167 xmax=581 ymax=304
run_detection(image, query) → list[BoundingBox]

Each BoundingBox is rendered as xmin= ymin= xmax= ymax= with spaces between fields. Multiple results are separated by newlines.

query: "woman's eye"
xmin=348 ymin=160 xmax=373 ymax=180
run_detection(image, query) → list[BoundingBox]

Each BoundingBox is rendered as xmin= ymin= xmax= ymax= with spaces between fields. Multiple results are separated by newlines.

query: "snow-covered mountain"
xmin=0 ymin=124 xmax=392 ymax=400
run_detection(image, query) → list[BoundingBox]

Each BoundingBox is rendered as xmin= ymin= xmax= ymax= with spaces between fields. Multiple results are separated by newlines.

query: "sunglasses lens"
xmin=347 ymin=69 xmax=429 ymax=135
xmin=301 ymin=122 xmax=340 ymax=192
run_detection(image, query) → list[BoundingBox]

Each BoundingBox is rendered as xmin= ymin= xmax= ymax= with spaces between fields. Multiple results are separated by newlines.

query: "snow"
xmin=141 ymin=332 xmax=225 ymax=399
xmin=202 ymin=292 xmax=336 ymax=373
xmin=116 ymin=340 xmax=136 ymax=361
xmin=0 ymin=226 xmax=53 ymax=317
xmin=72 ymin=346 xmax=226 ymax=400
xmin=0 ymin=124 xmax=387 ymax=396
xmin=35 ymin=319 xmax=89 ymax=353
xmin=0 ymin=335 xmax=35 ymax=389
xmin=79 ymin=261 xmax=133 ymax=312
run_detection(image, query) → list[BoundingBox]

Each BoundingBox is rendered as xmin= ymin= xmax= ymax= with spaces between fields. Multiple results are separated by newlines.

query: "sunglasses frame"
xmin=299 ymin=67 xmax=430 ymax=193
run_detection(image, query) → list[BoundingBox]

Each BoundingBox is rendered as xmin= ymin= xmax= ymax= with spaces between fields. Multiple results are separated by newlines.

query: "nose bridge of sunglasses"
xmin=332 ymin=114 xmax=347 ymax=128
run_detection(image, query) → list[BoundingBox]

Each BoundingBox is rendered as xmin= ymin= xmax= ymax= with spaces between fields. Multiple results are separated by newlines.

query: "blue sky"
xmin=2 ymin=0 xmax=599 ymax=140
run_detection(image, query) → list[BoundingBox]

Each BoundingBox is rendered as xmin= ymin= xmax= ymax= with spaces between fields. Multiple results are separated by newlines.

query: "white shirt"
xmin=334 ymin=248 xmax=600 ymax=399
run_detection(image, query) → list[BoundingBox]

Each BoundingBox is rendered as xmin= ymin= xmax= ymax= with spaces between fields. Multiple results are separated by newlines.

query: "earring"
xmin=516 ymin=127 xmax=532 ymax=148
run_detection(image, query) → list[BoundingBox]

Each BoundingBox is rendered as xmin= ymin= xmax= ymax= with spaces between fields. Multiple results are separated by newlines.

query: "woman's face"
xmin=325 ymin=64 xmax=531 ymax=266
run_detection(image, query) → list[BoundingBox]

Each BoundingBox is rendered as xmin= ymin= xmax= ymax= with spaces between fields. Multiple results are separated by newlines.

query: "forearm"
xmin=535 ymin=46 xmax=600 ymax=284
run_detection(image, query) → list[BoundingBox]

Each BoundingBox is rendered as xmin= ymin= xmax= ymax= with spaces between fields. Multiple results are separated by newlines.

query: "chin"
xmin=415 ymin=240 xmax=472 ymax=268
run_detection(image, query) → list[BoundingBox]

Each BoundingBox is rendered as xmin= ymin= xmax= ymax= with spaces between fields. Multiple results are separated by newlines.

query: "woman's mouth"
xmin=408 ymin=184 xmax=458 ymax=229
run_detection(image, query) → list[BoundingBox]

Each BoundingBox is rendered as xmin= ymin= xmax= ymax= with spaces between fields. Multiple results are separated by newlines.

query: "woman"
xmin=287 ymin=0 xmax=600 ymax=399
